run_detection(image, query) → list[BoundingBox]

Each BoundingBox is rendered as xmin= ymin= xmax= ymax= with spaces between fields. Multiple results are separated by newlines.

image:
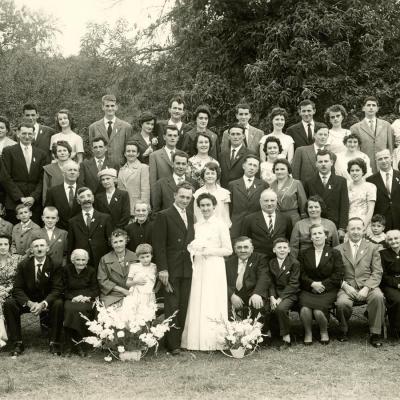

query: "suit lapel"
xmin=96 ymin=120 xmax=108 ymax=142
xmin=230 ymin=146 xmax=246 ymax=167
xmin=360 ymin=119 xmax=375 ymax=139
xmin=161 ymin=148 xmax=173 ymax=168
xmin=15 ymin=145 xmax=30 ymax=175
xmin=305 ymin=146 xmax=317 ymax=173
xmin=236 ymin=178 xmax=248 ymax=197
xmin=170 ymin=206 xmax=188 ymax=232
xmin=255 ymin=212 xmax=268 ymax=234
xmin=342 ymin=241 xmax=355 ymax=266
xmin=167 ymin=177 xmax=177 ymax=193
xmin=355 ymin=240 xmax=368 ymax=264
xmin=108 ymin=252 xmax=125 ymax=277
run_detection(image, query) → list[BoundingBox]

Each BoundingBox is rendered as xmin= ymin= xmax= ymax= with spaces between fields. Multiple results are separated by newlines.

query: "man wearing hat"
xmin=94 ymin=168 xmax=131 ymax=229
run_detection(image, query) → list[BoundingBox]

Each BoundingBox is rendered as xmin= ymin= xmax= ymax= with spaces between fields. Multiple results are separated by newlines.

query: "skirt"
xmin=299 ymin=289 xmax=338 ymax=315
xmin=64 ymin=300 xmax=96 ymax=338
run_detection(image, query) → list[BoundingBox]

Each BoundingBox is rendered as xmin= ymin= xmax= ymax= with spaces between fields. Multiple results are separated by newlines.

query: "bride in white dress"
xmin=181 ymin=192 xmax=232 ymax=351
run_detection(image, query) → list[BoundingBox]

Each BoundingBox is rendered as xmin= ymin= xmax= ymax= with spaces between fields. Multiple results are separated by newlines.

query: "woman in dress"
xmin=188 ymin=133 xmax=218 ymax=187
xmin=63 ymin=249 xmax=99 ymax=357
xmin=347 ymin=158 xmax=376 ymax=230
xmin=0 ymin=116 xmax=16 ymax=156
xmin=50 ymin=109 xmax=84 ymax=163
xmin=334 ymin=133 xmax=372 ymax=182
xmin=259 ymin=107 xmax=294 ymax=163
xmin=182 ymin=105 xmax=219 ymax=160
xmin=117 ymin=141 xmax=150 ymax=215
xmin=181 ymin=193 xmax=233 ymax=351
xmin=380 ymin=230 xmax=400 ymax=338
xmin=391 ymin=99 xmax=400 ymax=170
xmin=260 ymin=136 xmax=284 ymax=185
xmin=97 ymin=229 xmax=137 ymax=308
xmin=270 ymin=158 xmax=307 ymax=226
xmin=290 ymin=195 xmax=339 ymax=259
xmin=324 ymin=104 xmax=350 ymax=153
xmin=0 ymin=235 xmax=23 ymax=347
xmin=42 ymin=140 xmax=74 ymax=204
xmin=193 ymin=161 xmax=231 ymax=227
xmin=131 ymin=111 xmax=158 ymax=165
xmin=299 ymin=224 xmax=344 ymax=345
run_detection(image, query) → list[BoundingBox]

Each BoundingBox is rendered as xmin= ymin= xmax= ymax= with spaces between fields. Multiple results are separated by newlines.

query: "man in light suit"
xmin=286 ymin=99 xmax=326 ymax=150
xmin=88 ymin=94 xmax=133 ymax=167
xmin=80 ymin=137 xmax=118 ymax=195
xmin=335 ymin=218 xmax=385 ymax=347
xmin=366 ymin=149 xmax=400 ymax=230
xmin=154 ymin=95 xmax=191 ymax=149
xmin=228 ymin=154 xmax=267 ymax=239
xmin=220 ymin=124 xmax=251 ymax=188
xmin=291 ymin=124 xmax=331 ymax=184
xmin=149 ymin=125 xmax=179 ymax=188
xmin=221 ymin=103 xmax=264 ymax=154
xmin=304 ymin=149 xmax=348 ymax=239
xmin=22 ymin=103 xmax=55 ymax=161
xmin=2 ymin=119 xmax=48 ymax=224
xmin=350 ymin=96 xmax=394 ymax=173
xmin=241 ymin=189 xmax=292 ymax=261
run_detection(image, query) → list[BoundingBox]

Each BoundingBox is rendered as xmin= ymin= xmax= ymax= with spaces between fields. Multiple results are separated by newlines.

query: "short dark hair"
xmin=371 ymin=214 xmax=386 ymax=226
xmin=268 ymin=107 xmax=288 ymax=122
xmin=316 ymin=149 xmax=334 ymax=161
xmin=102 ymin=94 xmax=117 ymax=103
xmin=169 ymin=95 xmax=185 ymax=109
xmin=200 ymin=161 xmax=221 ymax=180
xmin=263 ymin=136 xmax=283 ymax=155
xmin=92 ymin=136 xmax=108 ymax=146
xmin=15 ymin=203 xmax=31 ymax=213
xmin=0 ymin=116 xmax=10 ymax=132
xmin=315 ymin=124 xmax=329 ymax=132
xmin=18 ymin=118 xmax=34 ymax=130
xmin=124 ymin=141 xmax=140 ymax=153
xmin=51 ymin=140 xmax=72 ymax=157
xmin=347 ymin=157 xmax=367 ymax=175
xmin=194 ymin=105 xmax=211 ymax=120
xmin=196 ymin=192 xmax=217 ymax=207
xmin=273 ymin=237 xmax=289 ymax=247
xmin=363 ymin=96 xmax=379 ymax=106
xmin=175 ymin=181 xmax=194 ymax=193
xmin=235 ymin=103 xmax=251 ymax=113
xmin=55 ymin=109 xmax=76 ymax=131
xmin=243 ymin=154 xmax=260 ymax=164
xmin=77 ymin=187 xmax=93 ymax=196
xmin=343 ymin=133 xmax=362 ymax=146
xmin=324 ymin=104 xmax=347 ymax=125
xmin=298 ymin=99 xmax=315 ymax=110
xmin=136 ymin=243 xmax=152 ymax=256
xmin=233 ymin=236 xmax=253 ymax=246
xmin=172 ymin=150 xmax=189 ymax=162
xmin=309 ymin=223 xmax=328 ymax=236
xmin=194 ymin=133 xmax=212 ymax=155
xmin=0 ymin=234 xmax=11 ymax=246
xmin=23 ymin=103 xmax=38 ymax=113
xmin=305 ymin=195 xmax=326 ymax=217
xmin=138 ymin=111 xmax=156 ymax=127
xmin=272 ymin=158 xmax=292 ymax=174
xmin=165 ymin=125 xmax=179 ymax=134
xmin=228 ymin=123 xmax=245 ymax=134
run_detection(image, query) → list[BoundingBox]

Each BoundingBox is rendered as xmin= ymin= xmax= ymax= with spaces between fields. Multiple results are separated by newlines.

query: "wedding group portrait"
xmin=1 ymin=0 xmax=400 ymax=399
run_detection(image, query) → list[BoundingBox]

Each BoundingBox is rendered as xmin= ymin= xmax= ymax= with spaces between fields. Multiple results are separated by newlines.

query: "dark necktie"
xmin=268 ymin=215 xmax=273 ymax=235
xmin=85 ymin=212 xmax=91 ymax=229
xmin=68 ymin=185 xmax=74 ymax=208
xmin=307 ymin=123 xmax=313 ymax=143
xmin=36 ymin=263 xmax=43 ymax=283
xmin=231 ymin=148 xmax=236 ymax=161
xmin=385 ymin=172 xmax=391 ymax=197
xmin=107 ymin=121 xmax=113 ymax=138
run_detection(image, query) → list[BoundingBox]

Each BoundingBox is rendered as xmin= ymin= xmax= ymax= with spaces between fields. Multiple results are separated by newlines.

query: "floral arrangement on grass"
xmin=82 ymin=298 xmax=175 ymax=362
xmin=216 ymin=310 xmax=264 ymax=358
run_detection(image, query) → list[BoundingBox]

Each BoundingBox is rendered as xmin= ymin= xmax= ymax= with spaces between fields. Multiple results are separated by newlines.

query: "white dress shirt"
xmin=104 ymin=117 xmax=116 ymax=130
xmin=262 ymin=211 xmax=276 ymax=230
xmin=174 ymin=203 xmax=187 ymax=227
xmin=64 ymin=182 xmax=76 ymax=200
xmin=173 ymin=173 xmax=185 ymax=185
xmin=243 ymin=176 xmax=254 ymax=189
xmin=168 ymin=119 xmax=183 ymax=132
xmin=302 ymin=120 xmax=315 ymax=137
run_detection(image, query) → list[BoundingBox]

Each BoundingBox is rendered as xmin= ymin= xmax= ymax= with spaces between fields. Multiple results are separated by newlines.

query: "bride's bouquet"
xmin=187 ymin=238 xmax=209 ymax=260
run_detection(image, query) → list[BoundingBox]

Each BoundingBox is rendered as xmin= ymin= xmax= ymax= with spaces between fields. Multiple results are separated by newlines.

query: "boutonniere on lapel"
xmin=248 ymin=262 xmax=253 ymax=269
xmin=91 ymin=218 xmax=95 ymax=223
xmin=114 ymin=197 xmax=119 ymax=202
xmin=325 ymin=252 xmax=328 ymax=257
xmin=44 ymin=272 xmax=49 ymax=278
xmin=327 ymin=184 xmax=332 ymax=190
xmin=33 ymin=157 xmax=36 ymax=163
xmin=396 ymin=177 xmax=400 ymax=184
xmin=115 ymin=128 xmax=118 ymax=134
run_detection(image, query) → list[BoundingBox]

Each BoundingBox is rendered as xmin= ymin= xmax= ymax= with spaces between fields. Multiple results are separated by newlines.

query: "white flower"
xmin=84 ymin=336 xmax=102 ymax=348
xmin=117 ymin=330 xmax=125 ymax=338
xmin=104 ymin=356 xmax=112 ymax=362
xmin=117 ymin=346 xmax=125 ymax=353
xmin=0 ymin=339 xmax=6 ymax=348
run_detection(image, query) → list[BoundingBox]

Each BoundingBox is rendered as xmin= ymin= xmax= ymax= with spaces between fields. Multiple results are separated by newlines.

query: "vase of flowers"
xmin=82 ymin=298 xmax=175 ymax=362
xmin=217 ymin=310 xmax=264 ymax=359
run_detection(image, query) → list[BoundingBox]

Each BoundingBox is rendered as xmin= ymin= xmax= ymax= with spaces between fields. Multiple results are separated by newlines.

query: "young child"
xmin=39 ymin=206 xmax=68 ymax=268
xmin=366 ymin=214 xmax=387 ymax=248
xmin=123 ymin=244 xmax=157 ymax=317
xmin=11 ymin=204 xmax=40 ymax=255
xmin=265 ymin=238 xmax=300 ymax=349
xmin=0 ymin=203 xmax=13 ymax=237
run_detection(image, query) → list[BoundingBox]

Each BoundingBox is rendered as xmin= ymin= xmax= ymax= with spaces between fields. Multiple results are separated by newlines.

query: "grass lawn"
xmin=1 ymin=312 xmax=399 ymax=400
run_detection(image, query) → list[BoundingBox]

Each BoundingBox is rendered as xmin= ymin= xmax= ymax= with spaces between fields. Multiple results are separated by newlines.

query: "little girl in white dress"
xmin=124 ymin=244 xmax=157 ymax=319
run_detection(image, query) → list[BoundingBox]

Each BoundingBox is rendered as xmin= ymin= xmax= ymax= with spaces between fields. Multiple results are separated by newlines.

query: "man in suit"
xmin=68 ymin=187 xmax=113 ymax=269
xmin=335 ymin=217 xmax=385 ymax=347
xmin=2 ymin=119 xmax=48 ymax=224
xmin=225 ymin=236 xmax=269 ymax=320
xmin=220 ymin=124 xmax=251 ymax=188
xmin=151 ymin=150 xmax=196 ymax=213
xmin=94 ymin=168 xmax=130 ymax=229
xmin=228 ymin=154 xmax=267 ymax=239
xmin=221 ymin=103 xmax=264 ymax=154
xmin=88 ymin=94 xmax=133 ymax=167
xmin=241 ymin=188 xmax=292 ymax=260
xmin=80 ymin=137 xmax=118 ymax=195
xmin=45 ymin=160 xmax=82 ymax=231
xmin=350 ymin=96 xmax=394 ymax=173
xmin=154 ymin=95 xmax=191 ymax=149
xmin=304 ymin=149 xmax=349 ymax=239
xmin=366 ymin=149 xmax=400 ymax=230
xmin=149 ymin=125 xmax=179 ymax=188
xmin=291 ymin=124 xmax=330 ymax=184
xmin=153 ymin=182 xmax=195 ymax=355
xmin=22 ymin=103 xmax=55 ymax=160
xmin=4 ymin=236 xmax=64 ymax=356
xmin=286 ymin=99 xmax=326 ymax=150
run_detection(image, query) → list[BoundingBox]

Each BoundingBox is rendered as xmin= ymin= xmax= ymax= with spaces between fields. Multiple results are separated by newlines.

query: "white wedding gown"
xmin=181 ymin=215 xmax=232 ymax=351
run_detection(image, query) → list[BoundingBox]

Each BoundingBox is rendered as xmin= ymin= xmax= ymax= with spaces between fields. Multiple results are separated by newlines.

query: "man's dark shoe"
xmin=170 ymin=348 xmax=181 ymax=356
xmin=10 ymin=342 xmax=24 ymax=357
xmin=49 ymin=342 xmax=62 ymax=356
xmin=337 ymin=332 xmax=348 ymax=342
xmin=370 ymin=334 xmax=383 ymax=348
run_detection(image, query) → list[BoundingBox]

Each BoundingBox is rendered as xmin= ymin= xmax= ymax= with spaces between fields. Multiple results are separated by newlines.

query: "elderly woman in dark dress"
xmin=298 ymin=224 xmax=344 ymax=345
xmin=63 ymin=249 xmax=99 ymax=357
xmin=97 ymin=229 xmax=137 ymax=308
xmin=380 ymin=230 xmax=400 ymax=338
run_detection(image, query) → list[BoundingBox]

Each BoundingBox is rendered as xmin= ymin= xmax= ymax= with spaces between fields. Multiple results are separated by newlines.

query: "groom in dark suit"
xmin=153 ymin=182 xmax=195 ymax=355
xmin=4 ymin=236 xmax=64 ymax=356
